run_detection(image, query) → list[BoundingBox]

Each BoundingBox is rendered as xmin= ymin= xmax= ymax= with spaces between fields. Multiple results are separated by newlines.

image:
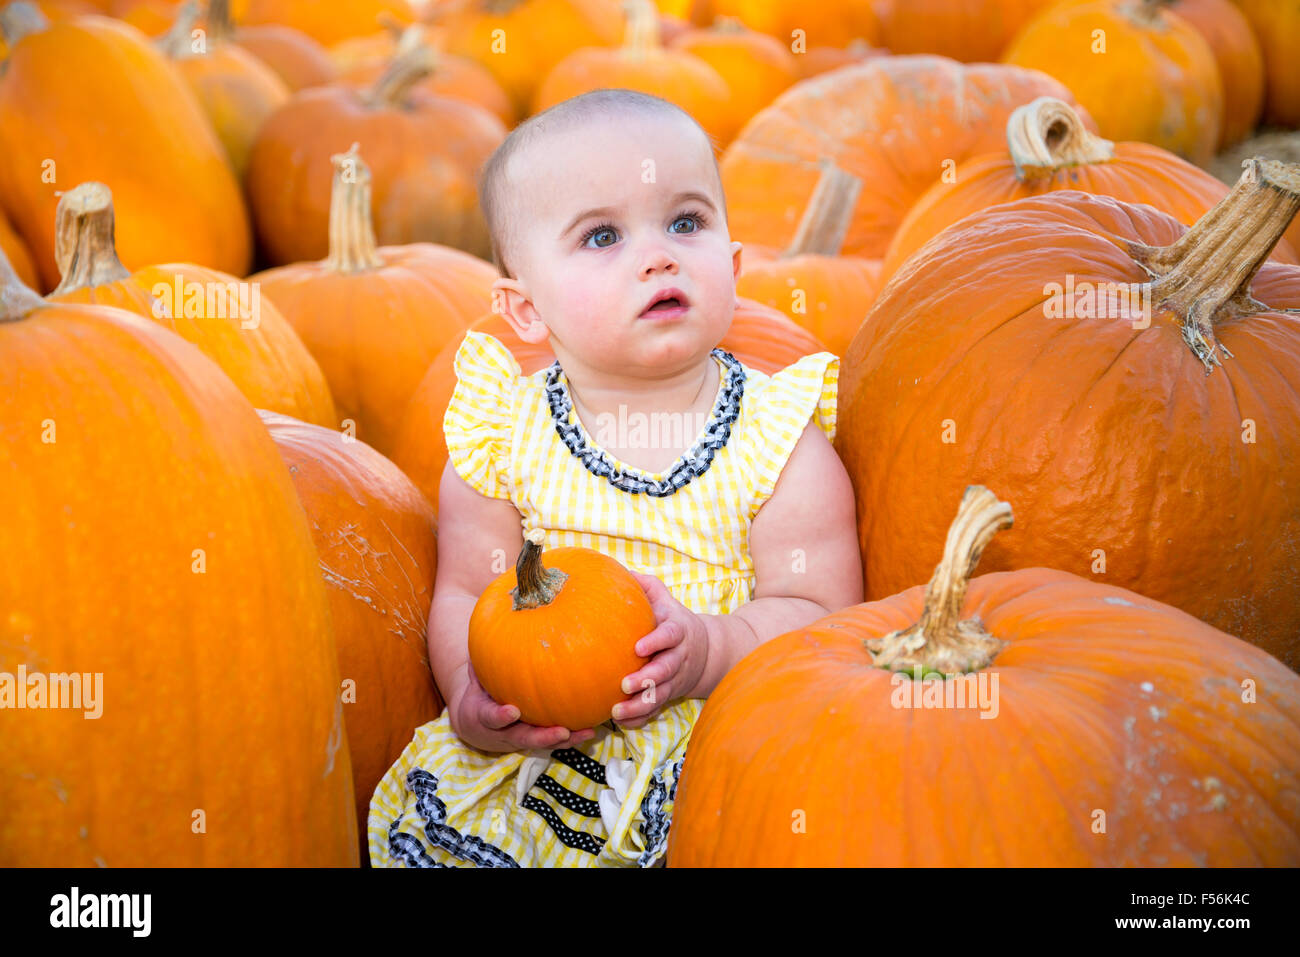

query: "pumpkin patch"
xmin=2 ymin=0 xmax=1298 ymax=878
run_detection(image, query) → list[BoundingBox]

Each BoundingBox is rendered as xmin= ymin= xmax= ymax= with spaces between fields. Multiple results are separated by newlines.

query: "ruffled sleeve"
xmin=442 ymin=331 xmax=521 ymax=501
xmin=746 ymin=351 xmax=839 ymax=515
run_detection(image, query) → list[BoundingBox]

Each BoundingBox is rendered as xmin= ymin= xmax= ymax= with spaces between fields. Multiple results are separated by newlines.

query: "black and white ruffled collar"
xmin=543 ymin=350 xmax=746 ymax=497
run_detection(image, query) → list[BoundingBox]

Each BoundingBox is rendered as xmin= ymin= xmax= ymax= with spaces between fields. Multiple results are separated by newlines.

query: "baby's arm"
xmin=430 ymin=464 xmax=596 ymax=751
xmin=615 ymin=423 xmax=862 ymax=725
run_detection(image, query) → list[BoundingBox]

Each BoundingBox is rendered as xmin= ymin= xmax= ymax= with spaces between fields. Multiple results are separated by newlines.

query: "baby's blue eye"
xmin=583 ymin=226 xmax=618 ymax=248
xmin=670 ymin=216 xmax=699 ymax=234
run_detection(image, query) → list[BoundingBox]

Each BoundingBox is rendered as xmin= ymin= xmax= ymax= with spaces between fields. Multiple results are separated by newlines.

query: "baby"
xmin=369 ymin=89 xmax=862 ymax=868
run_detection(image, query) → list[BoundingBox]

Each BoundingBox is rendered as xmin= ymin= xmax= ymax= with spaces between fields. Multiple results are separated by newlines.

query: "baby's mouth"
xmin=638 ymin=289 xmax=691 ymax=318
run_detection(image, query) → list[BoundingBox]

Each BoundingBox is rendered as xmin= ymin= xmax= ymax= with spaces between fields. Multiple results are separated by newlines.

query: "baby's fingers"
xmin=613 ymin=679 xmax=674 ymax=729
xmin=477 ymin=699 xmax=521 ymax=731
xmin=633 ymin=618 xmax=683 ymax=659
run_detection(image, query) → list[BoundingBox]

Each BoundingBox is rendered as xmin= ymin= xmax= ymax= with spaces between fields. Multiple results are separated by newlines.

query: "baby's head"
xmin=479 ymin=90 xmax=742 ymax=378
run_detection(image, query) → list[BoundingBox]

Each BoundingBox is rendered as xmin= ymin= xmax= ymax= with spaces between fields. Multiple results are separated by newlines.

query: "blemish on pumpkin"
xmin=1148 ymin=706 xmax=1164 ymax=722
xmin=1140 ymin=681 xmax=1154 ymax=693
xmin=1123 ymin=716 xmax=1136 ymax=739
xmin=1103 ymin=596 xmax=1135 ymax=607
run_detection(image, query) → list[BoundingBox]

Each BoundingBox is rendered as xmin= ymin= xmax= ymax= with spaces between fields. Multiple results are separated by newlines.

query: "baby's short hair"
xmin=477 ymin=89 xmax=724 ymax=278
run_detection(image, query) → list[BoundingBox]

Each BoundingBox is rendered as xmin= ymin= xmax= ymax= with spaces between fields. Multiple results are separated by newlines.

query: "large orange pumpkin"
xmin=246 ymin=42 xmax=506 ymax=265
xmin=428 ymin=0 xmax=624 ymax=119
xmin=47 ymin=182 xmax=337 ymax=427
xmin=390 ymin=297 xmax=828 ymax=515
xmin=720 ymin=55 xmax=1096 ymax=258
xmin=259 ymin=410 xmax=443 ymax=860
xmin=668 ymin=487 xmax=1300 ymax=866
xmin=251 ymin=146 xmax=495 ymax=455
xmin=880 ymin=97 xmax=1299 ymax=284
xmin=0 ymin=9 xmax=251 ymax=291
xmin=1233 ymin=0 xmax=1300 ymax=128
xmin=1167 ymin=0 xmax=1263 ymax=149
xmin=736 ymin=161 xmax=880 ymax=356
xmin=873 ymin=0 xmax=1057 ymax=62
xmin=469 ymin=529 xmax=653 ymax=730
xmin=532 ymin=0 xmax=731 ymax=151
xmin=0 ymin=257 xmax=358 ymax=866
xmin=1002 ymin=0 xmax=1224 ymax=166
xmin=837 ymin=159 xmax=1300 ymax=671
xmin=156 ymin=0 xmax=290 ymax=179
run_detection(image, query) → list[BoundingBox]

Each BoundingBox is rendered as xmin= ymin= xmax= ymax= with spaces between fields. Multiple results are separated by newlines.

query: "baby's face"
xmin=494 ymin=113 xmax=741 ymax=374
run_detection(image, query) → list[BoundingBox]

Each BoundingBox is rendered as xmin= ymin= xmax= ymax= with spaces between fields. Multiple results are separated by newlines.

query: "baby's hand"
xmin=613 ymin=572 xmax=709 ymax=730
xmin=450 ymin=661 xmax=597 ymax=754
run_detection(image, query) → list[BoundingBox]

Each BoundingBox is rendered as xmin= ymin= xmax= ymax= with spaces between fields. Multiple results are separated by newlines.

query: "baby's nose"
xmin=639 ymin=245 xmax=679 ymax=277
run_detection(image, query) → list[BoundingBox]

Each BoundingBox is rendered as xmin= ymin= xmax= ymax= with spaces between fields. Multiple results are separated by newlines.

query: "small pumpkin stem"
xmin=783 ymin=160 xmax=862 ymax=258
xmin=326 ymin=144 xmax=383 ymax=273
xmin=710 ymin=16 xmax=746 ymax=34
xmin=622 ymin=0 xmax=660 ymax=57
xmin=0 ymin=1 xmax=48 ymax=44
xmin=0 ymin=251 xmax=46 ymax=324
xmin=52 ymin=183 xmax=132 ymax=296
xmin=377 ymin=11 xmax=407 ymax=38
xmin=511 ymin=528 xmax=570 ymax=611
xmin=865 ymin=486 xmax=1012 ymax=675
xmin=1007 ymin=97 xmax=1115 ymax=181
xmin=157 ymin=0 xmax=202 ymax=59
xmin=207 ymin=0 xmax=233 ymax=44
xmin=367 ymin=40 xmax=436 ymax=107
xmin=1132 ymin=158 xmax=1300 ymax=372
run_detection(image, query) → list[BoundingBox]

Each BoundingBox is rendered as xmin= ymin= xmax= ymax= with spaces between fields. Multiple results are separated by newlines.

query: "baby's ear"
xmin=731 ymin=240 xmax=743 ymax=281
xmin=492 ymin=278 xmax=549 ymax=344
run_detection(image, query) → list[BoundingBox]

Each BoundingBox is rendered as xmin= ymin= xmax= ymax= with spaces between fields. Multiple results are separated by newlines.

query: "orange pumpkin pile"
xmin=1 ymin=0 xmax=1298 ymax=871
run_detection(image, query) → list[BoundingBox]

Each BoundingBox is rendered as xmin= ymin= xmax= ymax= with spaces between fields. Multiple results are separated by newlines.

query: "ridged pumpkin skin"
xmin=432 ymin=0 xmax=624 ymax=118
xmin=874 ymin=0 xmax=1057 ymax=61
xmin=1233 ymin=0 xmax=1300 ymax=127
xmin=246 ymin=64 xmax=506 ymax=265
xmin=838 ymin=169 xmax=1300 ymax=670
xmin=669 ymin=568 xmax=1300 ymax=866
xmin=469 ymin=534 xmax=654 ymax=731
xmin=251 ymin=146 xmax=496 ymax=456
xmin=1168 ymin=0 xmax=1263 ymax=148
xmin=1002 ymin=0 xmax=1224 ymax=166
xmin=259 ymin=410 xmax=443 ymax=856
xmin=391 ymin=298 xmax=829 ymax=515
xmin=737 ymin=255 xmax=879 ymax=357
xmin=0 ymin=15 xmax=252 ymax=292
xmin=879 ymin=97 xmax=1300 ymax=283
xmin=0 ymin=283 xmax=357 ymax=866
xmin=720 ymin=56 xmax=1095 ymax=258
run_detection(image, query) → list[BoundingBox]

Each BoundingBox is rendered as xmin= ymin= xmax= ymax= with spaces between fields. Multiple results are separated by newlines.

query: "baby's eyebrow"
xmin=559 ymin=191 xmax=718 ymax=240
xmin=560 ymin=206 xmax=618 ymax=240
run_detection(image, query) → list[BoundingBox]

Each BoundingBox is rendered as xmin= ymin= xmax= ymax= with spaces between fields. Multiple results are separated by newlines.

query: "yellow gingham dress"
xmin=369 ymin=330 xmax=837 ymax=867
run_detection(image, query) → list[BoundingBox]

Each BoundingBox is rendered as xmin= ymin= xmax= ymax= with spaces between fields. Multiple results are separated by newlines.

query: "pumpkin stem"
xmin=783 ymin=160 xmax=862 ymax=258
xmin=207 ymin=0 xmax=233 ymax=44
xmin=710 ymin=16 xmax=747 ymax=34
xmin=52 ymin=183 xmax=133 ymax=296
xmin=158 ymin=0 xmax=202 ymax=59
xmin=1132 ymin=158 xmax=1300 ymax=372
xmin=622 ymin=0 xmax=661 ymax=58
xmin=326 ymin=144 xmax=383 ymax=273
xmin=367 ymin=39 xmax=436 ymax=107
xmin=1007 ymin=97 xmax=1114 ymax=181
xmin=0 ymin=1 xmax=47 ymax=44
xmin=511 ymin=528 xmax=570 ymax=611
xmin=865 ymin=486 xmax=1011 ymax=675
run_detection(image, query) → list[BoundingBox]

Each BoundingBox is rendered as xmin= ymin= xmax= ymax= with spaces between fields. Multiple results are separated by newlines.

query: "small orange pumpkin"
xmin=469 ymin=529 xmax=654 ymax=730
